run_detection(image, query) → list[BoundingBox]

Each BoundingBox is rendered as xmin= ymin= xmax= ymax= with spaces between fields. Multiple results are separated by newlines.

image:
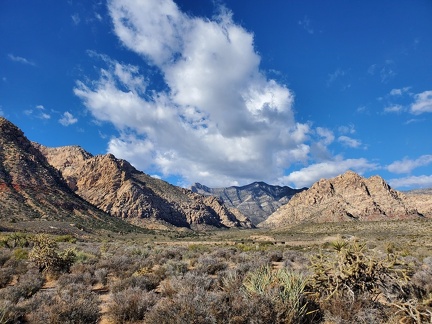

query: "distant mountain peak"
xmin=190 ymin=181 xmax=306 ymax=225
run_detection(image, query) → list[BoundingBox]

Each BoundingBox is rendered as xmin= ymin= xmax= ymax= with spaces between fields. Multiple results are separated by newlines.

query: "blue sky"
xmin=1 ymin=0 xmax=431 ymax=189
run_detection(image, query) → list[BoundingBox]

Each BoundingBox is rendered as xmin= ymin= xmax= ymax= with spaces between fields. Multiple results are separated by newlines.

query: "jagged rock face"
xmin=261 ymin=171 xmax=426 ymax=228
xmin=38 ymin=144 xmax=252 ymax=229
xmin=191 ymin=182 xmax=305 ymax=225
xmin=0 ymin=117 xmax=132 ymax=232
xmin=404 ymin=189 xmax=432 ymax=217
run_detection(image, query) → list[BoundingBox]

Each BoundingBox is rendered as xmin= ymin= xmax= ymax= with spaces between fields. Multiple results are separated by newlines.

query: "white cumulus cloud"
xmin=337 ymin=135 xmax=362 ymax=148
xmin=410 ymin=90 xmax=432 ymax=114
xmin=388 ymin=175 xmax=432 ymax=189
xmin=279 ymin=158 xmax=378 ymax=188
xmin=383 ymin=104 xmax=403 ymax=114
xmin=387 ymin=155 xmax=432 ymax=174
xmin=74 ymin=0 xmax=364 ymax=187
xmin=59 ymin=112 xmax=78 ymax=126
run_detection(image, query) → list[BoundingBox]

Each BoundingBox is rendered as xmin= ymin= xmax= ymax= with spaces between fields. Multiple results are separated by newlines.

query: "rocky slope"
xmin=37 ymin=144 xmax=252 ymax=230
xmin=191 ymin=182 xmax=305 ymax=225
xmin=261 ymin=171 xmax=428 ymax=228
xmin=0 ymin=117 xmax=137 ymax=233
xmin=404 ymin=188 xmax=432 ymax=217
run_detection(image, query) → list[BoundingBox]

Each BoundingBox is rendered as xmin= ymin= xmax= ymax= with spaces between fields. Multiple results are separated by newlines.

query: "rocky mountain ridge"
xmin=191 ymin=182 xmax=306 ymax=225
xmin=0 ymin=117 xmax=137 ymax=233
xmin=36 ymin=144 xmax=252 ymax=230
xmin=261 ymin=171 xmax=431 ymax=228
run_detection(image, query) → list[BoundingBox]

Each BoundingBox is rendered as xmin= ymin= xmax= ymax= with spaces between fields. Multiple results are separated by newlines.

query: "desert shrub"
xmin=54 ymin=234 xmax=77 ymax=244
xmin=0 ymin=249 xmax=12 ymax=266
xmin=269 ymin=251 xmax=283 ymax=263
xmin=243 ymin=265 xmax=312 ymax=323
xmin=27 ymin=283 xmax=100 ymax=324
xmin=12 ymin=248 xmax=28 ymax=260
xmin=411 ymin=256 xmax=432 ymax=295
xmin=97 ymin=254 xmax=137 ymax=278
xmin=283 ymin=250 xmax=310 ymax=271
xmin=56 ymin=271 xmax=94 ymax=288
xmin=389 ymin=256 xmax=432 ymax=323
xmin=29 ymin=234 xmax=76 ymax=274
xmin=162 ymin=259 xmax=189 ymax=277
xmin=0 ymin=269 xmax=44 ymax=303
xmin=309 ymin=240 xmax=408 ymax=301
xmin=111 ymin=274 xmax=160 ymax=293
xmin=107 ymin=287 xmax=158 ymax=323
xmin=195 ymin=255 xmax=228 ymax=275
xmin=158 ymin=272 xmax=215 ymax=299
xmin=0 ymin=299 xmax=25 ymax=324
xmin=0 ymin=233 xmax=30 ymax=249
xmin=319 ymin=293 xmax=389 ymax=324
xmin=145 ymin=290 xmax=219 ymax=324
xmin=2 ymin=253 xmax=28 ymax=276
xmin=94 ymin=267 xmax=108 ymax=286
xmin=0 ymin=267 xmax=13 ymax=288
xmin=73 ymin=249 xmax=98 ymax=264
xmin=307 ymin=240 xmax=420 ymax=323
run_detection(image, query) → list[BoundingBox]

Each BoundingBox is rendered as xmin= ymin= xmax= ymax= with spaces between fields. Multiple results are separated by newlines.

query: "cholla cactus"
xmin=309 ymin=240 xmax=408 ymax=301
xmin=29 ymin=234 xmax=75 ymax=273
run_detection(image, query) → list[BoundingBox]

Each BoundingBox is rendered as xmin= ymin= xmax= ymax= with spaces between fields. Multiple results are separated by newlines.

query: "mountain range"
xmin=1 ymin=116 xmax=431 ymax=233
xmin=0 ymin=117 xmax=251 ymax=232
xmin=36 ymin=143 xmax=252 ymax=230
xmin=191 ymin=182 xmax=305 ymax=225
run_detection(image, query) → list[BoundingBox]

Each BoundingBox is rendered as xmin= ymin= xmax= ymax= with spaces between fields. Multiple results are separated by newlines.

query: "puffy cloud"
xmin=390 ymin=87 xmax=410 ymax=96
xmin=410 ymin=90 xmax=432 ymax=114
xmin=388 ymin=175 xmax=432 ymax=189
xmin=75 ymin=0 xmax=341 ymax=186
xmin=337 ymin=135 xmax=362 ymax=148
xmin=316 ymin=127 xmax=334 ymax=145
xmin=338 ymin=124 xmax=355 ymax=134
xmin=280 ymin=158 xmax=378 ymax=188
xmin=383 ymin=104 xmax=403 ymax=113
xmin=387 ymin=155 xmax=432 ymax=174
xmin=59 ymin=112 xmax=78 ymax=126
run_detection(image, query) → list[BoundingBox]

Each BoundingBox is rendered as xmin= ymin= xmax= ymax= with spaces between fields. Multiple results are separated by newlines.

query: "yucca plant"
xmin=243 ymin=265 xmax=310 ymax=322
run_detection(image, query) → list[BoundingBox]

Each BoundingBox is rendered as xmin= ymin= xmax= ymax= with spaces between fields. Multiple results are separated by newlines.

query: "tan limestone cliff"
xmin=260 ymin=171 xmax=426 ymax=228
xmin=36 ymin=144 xmax=252 ymax=229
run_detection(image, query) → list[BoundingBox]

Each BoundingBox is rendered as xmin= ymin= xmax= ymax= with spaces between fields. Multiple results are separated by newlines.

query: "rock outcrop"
xmin=37 ymin=144 xmax=252 ymax=230
xmin=191 ymin=182 xmax=305 ymax=225
xmin=0 ymin=117 xmax=136 ymax=233
xmin=404 ymin=189 xmax=432 ymax=218
xmin=261 ymin=171 xmax=426 ymax=228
